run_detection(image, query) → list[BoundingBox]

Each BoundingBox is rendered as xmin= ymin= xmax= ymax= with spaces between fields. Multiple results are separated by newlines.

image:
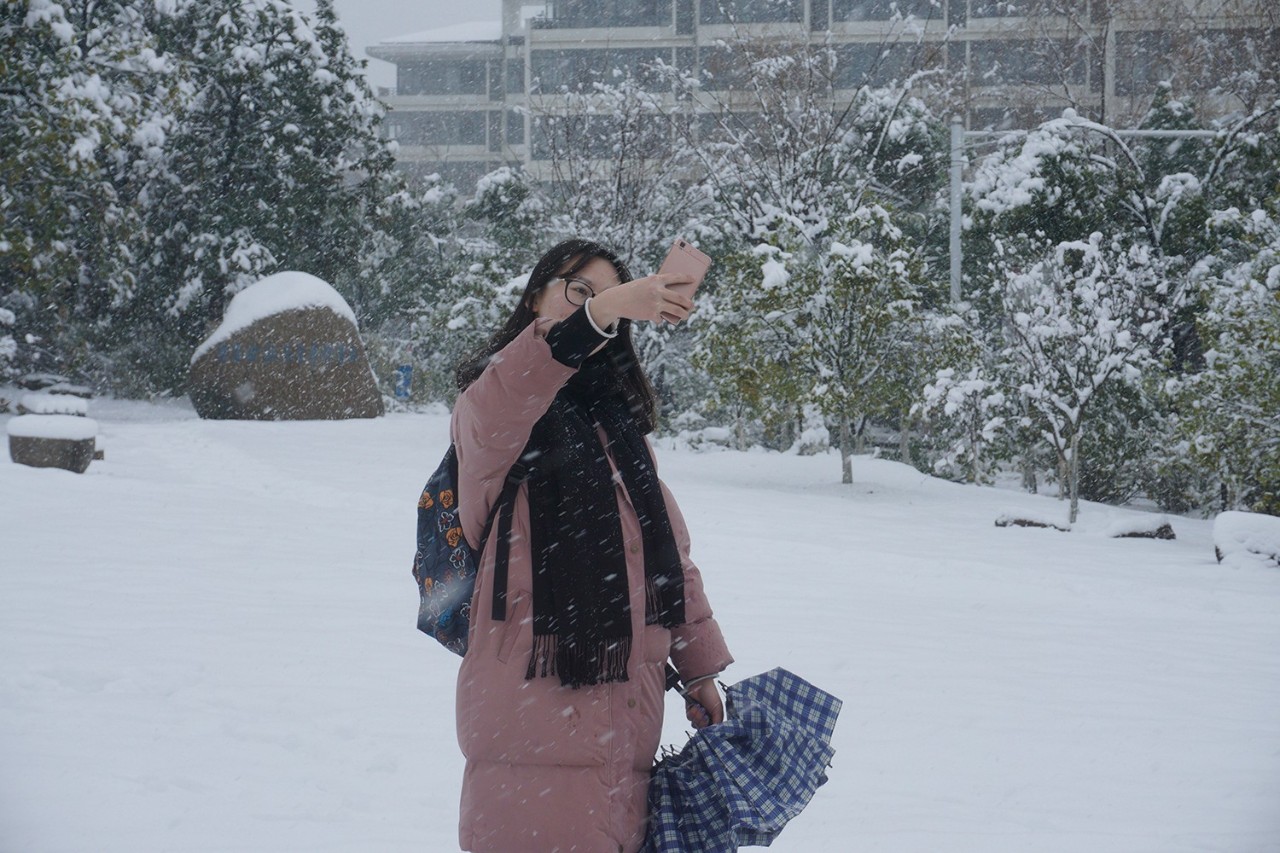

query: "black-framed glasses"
xmin=556 ymin=276 xmax=596 ymax=306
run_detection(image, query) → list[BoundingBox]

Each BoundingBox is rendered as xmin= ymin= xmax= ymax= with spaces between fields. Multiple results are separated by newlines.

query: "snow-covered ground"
xmin=3 ymin=398 xmax=1279 ymax=852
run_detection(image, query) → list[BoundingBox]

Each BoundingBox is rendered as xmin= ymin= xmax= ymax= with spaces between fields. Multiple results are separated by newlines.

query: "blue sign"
xmin=394 ymin=364 xmax=413 ymax=399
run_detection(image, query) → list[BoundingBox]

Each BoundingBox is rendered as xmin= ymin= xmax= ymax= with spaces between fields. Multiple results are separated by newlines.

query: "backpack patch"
xmin=413 ymin=446 xmax=476 ymax=655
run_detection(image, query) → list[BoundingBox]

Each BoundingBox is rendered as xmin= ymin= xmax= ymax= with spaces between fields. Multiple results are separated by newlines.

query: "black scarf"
xmin=522 ymin=356 xmax=685 ymax=688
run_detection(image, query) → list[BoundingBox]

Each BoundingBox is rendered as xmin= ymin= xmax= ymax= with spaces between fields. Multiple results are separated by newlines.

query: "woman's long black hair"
xmin=455 ymin=239 xmax=660 ymax=433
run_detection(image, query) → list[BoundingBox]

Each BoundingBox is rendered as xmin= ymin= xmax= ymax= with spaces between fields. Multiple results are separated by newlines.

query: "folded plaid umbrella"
xmin=642 ymin=668 xmax=842 ymax=852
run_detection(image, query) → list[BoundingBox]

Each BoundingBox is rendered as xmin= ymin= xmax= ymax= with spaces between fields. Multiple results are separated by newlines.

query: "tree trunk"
xmin=1068 ymin=430 xmax=1081 ymax=525
xmin=735 ymin=413 xmax=747 ymax=451
xmin=839 ymin=415 xmax=853 ymax=484
xmin=1057 ymin=452 xmax=1069 ymax=501
xmin=899 ymin=406 xmax=911 ymax=467
xmin=968 ymin=413 xmax=979 ymax=484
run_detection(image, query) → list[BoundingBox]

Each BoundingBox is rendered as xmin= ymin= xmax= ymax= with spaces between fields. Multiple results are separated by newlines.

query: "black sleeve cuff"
xmin=545 ymin=306 xmax=608 ymax=369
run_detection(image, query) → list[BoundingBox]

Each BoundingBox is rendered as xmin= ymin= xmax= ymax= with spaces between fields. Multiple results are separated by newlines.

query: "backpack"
xmin=412 ymin=444 xmax=526 ymax=655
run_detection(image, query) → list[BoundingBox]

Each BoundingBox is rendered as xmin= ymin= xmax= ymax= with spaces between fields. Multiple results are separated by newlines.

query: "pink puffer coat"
xmin=450 ymin=319 xmax=733 ymax=853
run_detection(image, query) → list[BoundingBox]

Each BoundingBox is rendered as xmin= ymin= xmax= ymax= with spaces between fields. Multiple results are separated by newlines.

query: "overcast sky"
xmin=323 ymin=0 xmax=504 ymax=90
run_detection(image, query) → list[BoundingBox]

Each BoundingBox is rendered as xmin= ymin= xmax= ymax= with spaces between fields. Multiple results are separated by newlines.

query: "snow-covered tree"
xmin=686 ymin=38 xmax=946 ymax=247
xmin=666 ymin=36 xmax=950 ymax=474
xmin=699 ymin=205 xmax=932 ymax=483
xmin=991 ymin=233 xmax=1170 ymax=523
xmin=1173 ymin=203 xmax=1280 ymax=515
xmin=529 ymin=71 xmax=710 ymax=269
xmin=2 ymin=0 xmax=404 ymax=392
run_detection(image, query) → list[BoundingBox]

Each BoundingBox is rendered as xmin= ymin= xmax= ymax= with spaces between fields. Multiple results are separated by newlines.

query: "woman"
xmin=450 ymin=239 xmax=734 ymax=853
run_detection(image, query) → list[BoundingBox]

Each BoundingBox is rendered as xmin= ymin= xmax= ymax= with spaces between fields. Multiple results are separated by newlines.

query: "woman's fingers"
xmin=684 ymin=680 xmax=724 ymax=728
xmin=593 ymin=274 xmax=697 ymax=325
xmin=651 ymin=275 xmax=695 ymax=324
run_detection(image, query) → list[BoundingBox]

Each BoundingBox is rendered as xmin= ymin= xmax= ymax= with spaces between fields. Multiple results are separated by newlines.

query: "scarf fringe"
xmin=645 ymin=576 xmax=684 ymax=628
xmin=526 ymin=633 xmax=632 ymax=688
xmin=645 ymin=577 xmax=661 ymax=625
xmin=527 ymin=633 xmax=558 ymax=680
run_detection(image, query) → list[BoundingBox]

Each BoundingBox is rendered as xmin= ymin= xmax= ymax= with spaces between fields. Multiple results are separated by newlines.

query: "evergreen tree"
xmin=1 ymin=0 xmax=180 ymax=381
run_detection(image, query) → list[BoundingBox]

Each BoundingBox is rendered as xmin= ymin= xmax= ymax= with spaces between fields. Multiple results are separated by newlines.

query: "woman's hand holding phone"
xmin=587 ymin=273 xmax=696 ymax=328
xmin=657 ymin=238 xmax=711 ymax=323
xmin=586 ymin=239 xmax=711 ymax=329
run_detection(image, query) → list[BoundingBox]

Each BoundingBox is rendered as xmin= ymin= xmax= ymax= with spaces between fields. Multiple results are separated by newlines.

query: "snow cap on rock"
xmin=192 ymin=271 xmax=357 ymax=364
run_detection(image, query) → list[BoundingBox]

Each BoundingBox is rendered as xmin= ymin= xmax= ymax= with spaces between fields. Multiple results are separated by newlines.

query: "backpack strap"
xmin=485 ymin=461 xmax=528 ymax=621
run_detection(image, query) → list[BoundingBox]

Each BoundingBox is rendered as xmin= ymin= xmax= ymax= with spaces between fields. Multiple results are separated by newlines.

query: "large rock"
xmin=188 ymin=272 xmax=383 ymax=420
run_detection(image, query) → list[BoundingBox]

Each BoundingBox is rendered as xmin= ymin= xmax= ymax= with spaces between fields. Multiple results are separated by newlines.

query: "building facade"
xmin=368 ymin=0 xmax=1277 ymax=188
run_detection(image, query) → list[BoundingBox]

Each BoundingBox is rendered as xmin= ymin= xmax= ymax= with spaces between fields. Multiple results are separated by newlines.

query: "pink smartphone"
xmin=657 ymin=238 xmax=711 ymax=323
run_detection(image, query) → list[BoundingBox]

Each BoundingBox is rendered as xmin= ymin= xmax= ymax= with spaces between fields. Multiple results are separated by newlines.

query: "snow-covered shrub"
xmin=789 ymin=405 xmax=831 ymax=456
xmin=1213 ymin=511 xmax=1280 ymax=567
xmin=918 ymin=365 xmax=1007 ymax=484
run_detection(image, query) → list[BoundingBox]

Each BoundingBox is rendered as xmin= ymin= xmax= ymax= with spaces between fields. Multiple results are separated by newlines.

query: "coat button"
xmin=629 ymin=543 xmax=639 ymax=554
xmin=627 ymin=698 xmax=637 ymax=708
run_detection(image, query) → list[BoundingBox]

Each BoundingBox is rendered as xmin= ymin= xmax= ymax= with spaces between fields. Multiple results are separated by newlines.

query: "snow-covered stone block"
xmin=679 ymin=426 xmax=734 ymax=451
xmin=15 ymin=372 xmax=70 ymax=391
xmin=18 ymin=392 xmax=89 ymax=416
xmin=1106 ymin=514 xmax=1176 ymax=540
xmin=188 ymin=271 xmax=383 ymax=421
xmin=45 ymin=382 xmax=93 ymax=399
xmin=995 ymin=510 xmax=1069 ymax=532
xmin=1213 ymin=511 xmax=1280 ymax=568
xmin=7 ymin=414 xmax=99 ymax=473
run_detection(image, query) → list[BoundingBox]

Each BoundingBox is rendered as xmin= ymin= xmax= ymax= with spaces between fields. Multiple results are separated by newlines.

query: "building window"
xmin=700 ymin=0 xmax=804 ymax=25
xmin=698 ymin=45 xmax=751 ymax=90
xmin=811 ymin=0 xmax=830 ymax=30
xmin=488 ymin=112 xmax=502 ymax=151
xmin=397 ymin=59 xmax=489 ymax=96
xmin=530 ymin=48 xmax=673 ymax=93
xmin=968 ymin=39 xmax=1088 ymax=87
xmin=694 ymin=111 xmax=774 ymax=145
xmin=968 ymin=0 xmax=1087 ymax=18
xmin=832 ymin=0 xmax=940 ymax=22
xmin=832 ymin=41 xmax=925 ymax=87
xmin=388 ymin=111 xmax=489 ymax=146
xmin=549 ymin=0 xmax=668 ymax=28
xmin=506 ymin=60 xmax=526 ymax=95
xmin=507 ymin=109 xmax=526 ymax=144
xmin=676 ymin=0 xmax=694 ymax=32
xmin=532 ymin=114 xmax=672 ymax=160
xmin=1113 ymin=30 xmax=1174 ymax=96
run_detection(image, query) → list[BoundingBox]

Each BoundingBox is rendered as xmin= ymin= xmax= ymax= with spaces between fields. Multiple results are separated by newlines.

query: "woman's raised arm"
xmin=450 ymin=309 xmax=610 ymax=548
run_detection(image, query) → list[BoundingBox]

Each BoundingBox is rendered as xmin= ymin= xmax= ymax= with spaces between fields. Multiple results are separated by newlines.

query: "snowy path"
xmin=2 ymin=402 xmax=1279 ymax=852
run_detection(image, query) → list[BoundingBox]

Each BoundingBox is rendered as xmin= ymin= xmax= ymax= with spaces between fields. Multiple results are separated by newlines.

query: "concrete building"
xmin=367 ymin=0 xmax=1277 ymax=188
